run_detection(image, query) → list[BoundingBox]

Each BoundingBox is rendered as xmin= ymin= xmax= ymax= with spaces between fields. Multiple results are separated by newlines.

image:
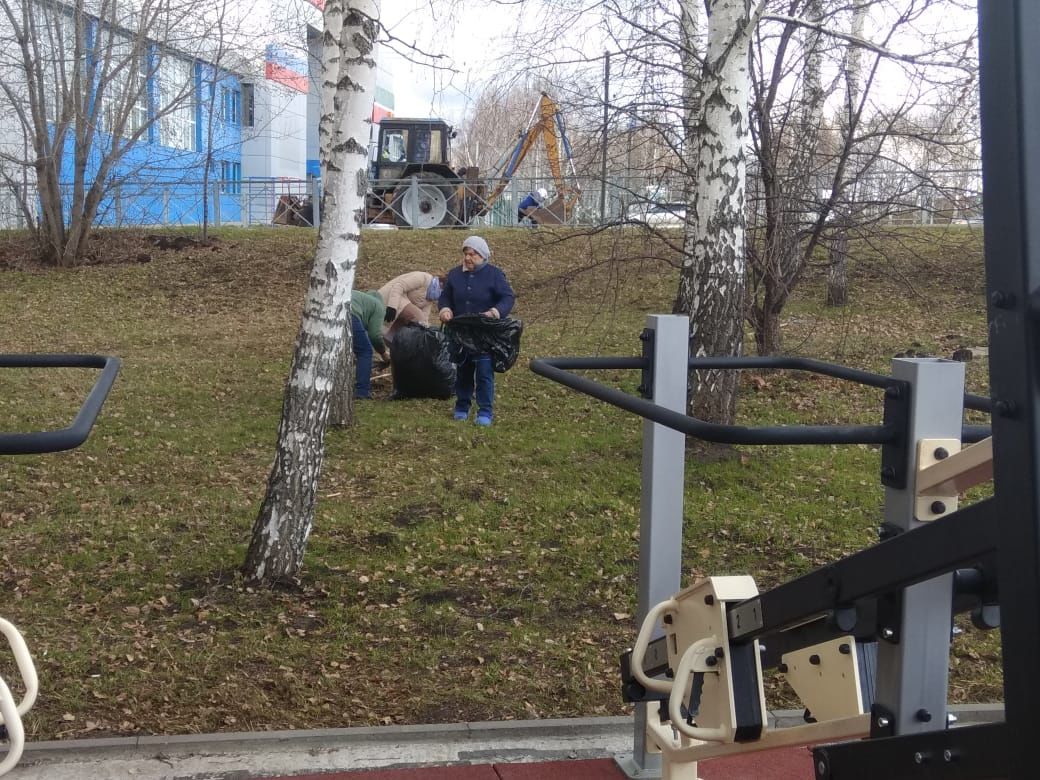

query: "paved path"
xmin=2 ymin=706 xmax=1004 ymax=779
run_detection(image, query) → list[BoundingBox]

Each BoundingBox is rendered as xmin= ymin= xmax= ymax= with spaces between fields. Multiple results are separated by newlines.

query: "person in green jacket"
xmin=350 ymin=290 xmax=389 ymax=399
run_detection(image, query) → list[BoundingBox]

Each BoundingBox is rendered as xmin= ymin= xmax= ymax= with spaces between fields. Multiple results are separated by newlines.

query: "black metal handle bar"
xmin=0 ymin=354 xmax=121 ymax=455
xmin=530 ymin=355 xmax=991 ymax=446
xmin=683 ymin=356 xmax=993 ymax=414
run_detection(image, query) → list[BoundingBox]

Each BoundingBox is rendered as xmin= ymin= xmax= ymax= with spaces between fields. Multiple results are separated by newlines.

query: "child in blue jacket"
xmin=438 ymin=235 xmax=515 ymax=426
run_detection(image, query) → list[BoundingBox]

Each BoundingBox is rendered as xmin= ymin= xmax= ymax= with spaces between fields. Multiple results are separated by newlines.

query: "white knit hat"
xmin=462 ymin=235 xmax=490 ymax=261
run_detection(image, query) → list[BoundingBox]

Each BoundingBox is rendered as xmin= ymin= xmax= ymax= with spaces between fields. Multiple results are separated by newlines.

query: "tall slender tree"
xmin=243 ymin=0 xmax=379 ymax=586
xmin=673 ymin=0 xmax=758 ymax=425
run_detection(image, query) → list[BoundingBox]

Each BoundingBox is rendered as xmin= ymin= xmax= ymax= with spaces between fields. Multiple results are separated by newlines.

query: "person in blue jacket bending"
xmin=517 ymin=187 xmax=548 ymax=225
xmin=438 ymin=235 xmax=516 ymax=426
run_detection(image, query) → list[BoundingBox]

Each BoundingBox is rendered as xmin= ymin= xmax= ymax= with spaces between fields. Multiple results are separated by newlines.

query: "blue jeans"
xmin=352 ymin=314 xmax=373 ymax=398
xmin=455 ymin=354 xmax=494 ymax=418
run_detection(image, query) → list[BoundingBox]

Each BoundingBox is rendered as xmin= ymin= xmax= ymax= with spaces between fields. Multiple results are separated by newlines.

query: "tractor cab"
xmin=372 ymin=118 xmax=455 ymax=181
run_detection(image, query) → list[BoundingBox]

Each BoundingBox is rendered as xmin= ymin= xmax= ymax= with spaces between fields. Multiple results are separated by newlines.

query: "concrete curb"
xmin=3 ymin=705 xmax=1005 ymax=780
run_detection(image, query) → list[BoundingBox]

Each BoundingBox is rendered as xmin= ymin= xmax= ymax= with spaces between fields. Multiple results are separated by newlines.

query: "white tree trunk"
xmin=243 ymin=0 xmax=378 ymax=585
xmin=826 ymin=1 xmax=867 ymax=308
xmin=675 ymin=0 xmax=753 ymax=425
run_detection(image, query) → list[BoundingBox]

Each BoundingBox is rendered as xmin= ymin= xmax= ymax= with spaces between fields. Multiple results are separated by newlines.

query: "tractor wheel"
xmin=391 ymin=173 xmax=458 ymax=228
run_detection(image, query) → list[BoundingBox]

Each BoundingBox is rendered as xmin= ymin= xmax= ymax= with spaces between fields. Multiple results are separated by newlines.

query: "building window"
xmin=159 ymin=56 xmax=195 ymax=150
xmin=221 ymin=160 xmax=241 ymax=194
xmin=131 ymin=53 xmax=150 ymax=133
xmin=241 ymin=83 xmax=254 ymax=127
xmin=98 ymin=31 xmax=149 ymax=138
xmin=221 ymin=86 xmax=241 ymax=125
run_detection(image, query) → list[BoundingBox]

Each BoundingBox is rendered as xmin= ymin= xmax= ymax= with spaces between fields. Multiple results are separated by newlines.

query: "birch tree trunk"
xmin=328 ymin=345 xmax=356 ymax=427
xmin=674 ymin=0 xmax=753 ymax=425
xmin=826 ymin=1 xmax=867 ymax=308
xmin=242 ymin=0 xmax=378 ymax=585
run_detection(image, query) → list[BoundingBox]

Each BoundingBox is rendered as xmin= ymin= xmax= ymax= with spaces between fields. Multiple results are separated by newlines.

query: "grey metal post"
xmin=620 ymin=314 xmax=688 ymax=778
xmin=873 ymin=358 xmax=964 ymax=735
xmin=309 ymin=176 xmax=321 ymax=228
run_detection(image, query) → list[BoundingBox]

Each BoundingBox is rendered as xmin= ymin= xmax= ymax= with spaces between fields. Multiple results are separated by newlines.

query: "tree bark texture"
xmin=674 ymin=0 xmax=753 ymax=425
xmin=328 ymin=339 xmax=356 ymax=427
xmin=242 ymin=0 xmax=378 ymax=585
xmin=826 ymin=222 xmax=849 ymax=306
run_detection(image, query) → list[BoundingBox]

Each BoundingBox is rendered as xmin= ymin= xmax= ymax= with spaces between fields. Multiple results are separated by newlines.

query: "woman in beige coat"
xmin=378 ymin=271 xmax=445 ymax=343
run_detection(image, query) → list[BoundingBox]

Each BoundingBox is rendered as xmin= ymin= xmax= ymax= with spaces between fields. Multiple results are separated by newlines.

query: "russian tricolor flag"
xmin=265 ymin=44 xmax=309 ymax=93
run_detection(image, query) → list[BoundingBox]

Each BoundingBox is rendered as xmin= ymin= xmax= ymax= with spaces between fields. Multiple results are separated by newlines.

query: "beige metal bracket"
xmin=915 ymin=437 xmax=994 ymax=521
xmin=781 ymin=636 xmax=863 ymax=722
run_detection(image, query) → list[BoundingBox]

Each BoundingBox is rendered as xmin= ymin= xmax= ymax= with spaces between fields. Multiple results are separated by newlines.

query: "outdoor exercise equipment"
xmin=533 ymin=335 xmax=994 ymax=779
xmin=530 ymin=6 xmax=1034 ymax=775
xmin=0 ymin=354 xmax=119 ymax=776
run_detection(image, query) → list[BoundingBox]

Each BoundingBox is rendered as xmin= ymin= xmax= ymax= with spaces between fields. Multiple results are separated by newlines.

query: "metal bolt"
xmin=636 ymin=384 xmax=647 ymax=394
xmin=714 ymin=647 xmax=725 ymax=659
xmin=809 ymin=654 xmax=821 ymax=665
xmin=933 ymin=446 xmax=949 ymax=460
xmin=817 ymin=759 xmax=827 ymax=776
xmin=881 ymin=627 xmax=895 ymax=640
xmin=838 ymin=643 xmax=851 ymax=655
xmin=943 ymin=749 xmax=954 ymax=762
xmin=639 ymin=331 xmax=651 ymax=341
xmin=991 ymin=290 xmax=1015 ymax=309
xmin=914 ymin=752 xmax=925 ymax=764
xmin=884 ymin=384 xmax=902 ymax=399
xmin=705 ymin=656 xmax=717 ymax=667
xmin=880 ymin=466 xmax=897 ymax=480
xmin=995 ymin=399 xmax=1018 ymax=418
xmin=876 ymin=716 xmax=890 ymax=729
xmin=916 ymin=708 xmax=932 ymax=723
xmin=777 ymin=662 xmax=789 ymax=674
xmin=663 ymin=614 xmax=672 ymax=624
xmin=704 ymin=595 xmax=715 ymax=606
xmin=930 ymin=500 xmax=947 ymax=515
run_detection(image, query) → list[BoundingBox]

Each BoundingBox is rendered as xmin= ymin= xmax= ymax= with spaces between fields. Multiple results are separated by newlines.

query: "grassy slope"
xmin=0 ymin=224 xmax=998 ymax=739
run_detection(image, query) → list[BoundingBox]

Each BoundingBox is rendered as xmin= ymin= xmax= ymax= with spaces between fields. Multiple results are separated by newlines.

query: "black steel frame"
xmin=0 ymin=354 xmax=121 ymax=455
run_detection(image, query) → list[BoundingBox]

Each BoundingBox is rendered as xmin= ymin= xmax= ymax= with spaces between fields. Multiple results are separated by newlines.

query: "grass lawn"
xmin=0 ymin=223 xmax=999 ymax=739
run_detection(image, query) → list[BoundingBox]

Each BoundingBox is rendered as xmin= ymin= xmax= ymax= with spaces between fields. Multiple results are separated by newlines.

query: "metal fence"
xmin=0 ymin=170 xmax=983 ymax=232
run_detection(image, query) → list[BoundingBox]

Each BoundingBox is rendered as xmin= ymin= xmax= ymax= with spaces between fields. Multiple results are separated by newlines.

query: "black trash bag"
xmin=389 ymin=324 xmax=456 ymax=399
xmin=444 ymin=314 xmax=524 ymax=373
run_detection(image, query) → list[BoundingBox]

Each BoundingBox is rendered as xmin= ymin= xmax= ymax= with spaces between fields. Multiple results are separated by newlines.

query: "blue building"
xmin=0 ymin=2 xmax=302 ymax=230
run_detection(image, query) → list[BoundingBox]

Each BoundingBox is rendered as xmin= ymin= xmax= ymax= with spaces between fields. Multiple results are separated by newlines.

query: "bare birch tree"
xmin=242 ymin=0 xmax=378 ymax=586
xmin=673 ymin=0 xmax=757 ymax=425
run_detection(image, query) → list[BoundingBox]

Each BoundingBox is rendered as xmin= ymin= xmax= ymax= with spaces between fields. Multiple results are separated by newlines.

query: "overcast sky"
xmin=378 ymin=1 xmax=519 ymax=122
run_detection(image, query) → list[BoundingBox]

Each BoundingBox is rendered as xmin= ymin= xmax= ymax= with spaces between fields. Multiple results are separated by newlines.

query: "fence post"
xmin=163 ymin=187 xmax=170 ymax=226
xmin=309 ymin=176 xmax=321 ymax=228
xmin=213 ymin=182 xmax=221 ymax=227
